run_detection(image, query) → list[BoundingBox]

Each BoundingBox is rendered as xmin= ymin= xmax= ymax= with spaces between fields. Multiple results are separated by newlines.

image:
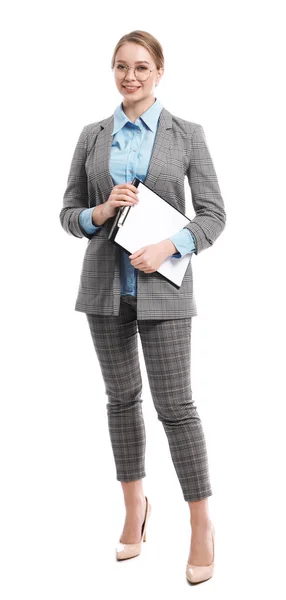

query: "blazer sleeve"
xmin=59 ymin=125 xmax=94 ymax=239
xmin=183 ymin=124 xmax=227 ymax=254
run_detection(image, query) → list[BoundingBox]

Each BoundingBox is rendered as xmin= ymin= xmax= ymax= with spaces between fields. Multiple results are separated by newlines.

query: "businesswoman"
xmin=60 ymin=30 xmax=226 ymax=584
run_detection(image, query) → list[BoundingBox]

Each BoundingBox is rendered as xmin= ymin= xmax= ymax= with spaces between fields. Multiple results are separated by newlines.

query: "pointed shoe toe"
xmin=186 ymin=561 xmax=214 ymax=584
xmin=116 ymin=540 xmax=142 ymax=560
xmin=116 ymin=496 xmax=152 ymax=561
xmin=186 ymin=522 xmax=215 ymax=584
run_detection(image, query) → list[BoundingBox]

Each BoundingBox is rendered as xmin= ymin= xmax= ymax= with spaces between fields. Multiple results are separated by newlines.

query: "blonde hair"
xmin=111 ymin=30 xmax=164 ymax=71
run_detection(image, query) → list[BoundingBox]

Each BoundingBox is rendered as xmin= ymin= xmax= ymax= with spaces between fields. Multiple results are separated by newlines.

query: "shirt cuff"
xmin=169 ymin=229 xmax=197 ymax=258
xmin=79 ymin=208 xmax=102 ymax=234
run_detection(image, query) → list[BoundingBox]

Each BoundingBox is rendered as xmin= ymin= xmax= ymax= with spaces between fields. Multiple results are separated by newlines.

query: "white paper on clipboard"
xmin=114 ymin=180 xmax=193 ymax=288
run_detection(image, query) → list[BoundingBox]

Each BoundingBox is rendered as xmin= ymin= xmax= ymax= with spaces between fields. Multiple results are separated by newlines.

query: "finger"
xmin=130 ymin=247 xmax=145 ymax=259
xmin=117 ymin=183 xmax=138 ymax=192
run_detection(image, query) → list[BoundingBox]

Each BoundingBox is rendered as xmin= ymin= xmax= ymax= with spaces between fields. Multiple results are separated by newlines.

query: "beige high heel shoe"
xmin=186 ymin=521 xmax=215 ymax=584
xmin=116 ymin=496 xmax=151 ymax=560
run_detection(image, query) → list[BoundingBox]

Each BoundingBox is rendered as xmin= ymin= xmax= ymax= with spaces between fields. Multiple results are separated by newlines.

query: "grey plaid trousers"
xmin=86 ymin=294 xmax=212 ymax=502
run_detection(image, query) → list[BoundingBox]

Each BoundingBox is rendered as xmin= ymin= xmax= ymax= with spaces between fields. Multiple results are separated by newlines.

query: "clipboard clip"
xmin=117 ymin=177 xmax=141 ymax=227
xmin=117 ymin=206 xmax=130 ymax=227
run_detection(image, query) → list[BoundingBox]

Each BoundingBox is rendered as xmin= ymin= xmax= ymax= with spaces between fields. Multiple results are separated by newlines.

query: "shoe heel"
xmin=143 ymin=502 xmax=151 ymax=542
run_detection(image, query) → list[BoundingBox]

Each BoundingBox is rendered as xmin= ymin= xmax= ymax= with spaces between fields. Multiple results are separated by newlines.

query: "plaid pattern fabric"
xmin=86 ymin=295 xmax=212 ymax=502
xmin=60 ymin=106 xmax=226 ymax=319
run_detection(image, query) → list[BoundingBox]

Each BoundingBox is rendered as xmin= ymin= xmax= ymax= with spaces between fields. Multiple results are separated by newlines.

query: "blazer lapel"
xmin=143 ymin=107 xmax=173 ymax=188
xmin=94 ymin=107 xmax=173 ymax=200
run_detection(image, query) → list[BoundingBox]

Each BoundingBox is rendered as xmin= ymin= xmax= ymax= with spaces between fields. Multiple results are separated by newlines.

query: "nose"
xmin=124 ymin=67 xmax=137 ymax=82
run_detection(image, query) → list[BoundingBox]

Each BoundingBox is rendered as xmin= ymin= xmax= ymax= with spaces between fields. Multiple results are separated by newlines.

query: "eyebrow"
xmin=115 ymin=60 xmax=151 ymax=65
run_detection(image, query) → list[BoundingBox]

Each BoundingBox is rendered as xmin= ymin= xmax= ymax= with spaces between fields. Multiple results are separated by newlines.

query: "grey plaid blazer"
xmin=59 ymin=106 xmax=226 ymax=319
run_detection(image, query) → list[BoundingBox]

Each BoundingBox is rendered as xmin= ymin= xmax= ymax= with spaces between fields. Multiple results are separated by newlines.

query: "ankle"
xmin=190 ymin=516 xmax=211 ymax=529
xmin=124 ymin=495 xmax=146 ymax=509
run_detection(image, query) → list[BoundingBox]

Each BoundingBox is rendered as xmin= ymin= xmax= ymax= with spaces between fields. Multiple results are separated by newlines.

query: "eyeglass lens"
xmin=114 ymin=65 xmax=151 ymax=82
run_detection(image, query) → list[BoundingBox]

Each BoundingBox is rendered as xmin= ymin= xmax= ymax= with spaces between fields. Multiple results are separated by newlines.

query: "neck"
xmin=122 ymin=96 xmax=156 ymax=122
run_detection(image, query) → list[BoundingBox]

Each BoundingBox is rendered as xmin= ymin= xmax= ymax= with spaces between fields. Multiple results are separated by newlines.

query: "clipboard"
xmin=108 ymin=177 xmax=193 ymax=289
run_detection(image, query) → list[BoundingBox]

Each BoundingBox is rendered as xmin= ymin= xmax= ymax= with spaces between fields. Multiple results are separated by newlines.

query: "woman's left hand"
xmin=129 ymin=242 xmax=169 ymax=273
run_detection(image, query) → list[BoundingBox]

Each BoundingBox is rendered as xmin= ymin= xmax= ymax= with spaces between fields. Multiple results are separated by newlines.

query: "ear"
xmin=156 ymin=67 xmax=164 ymax=84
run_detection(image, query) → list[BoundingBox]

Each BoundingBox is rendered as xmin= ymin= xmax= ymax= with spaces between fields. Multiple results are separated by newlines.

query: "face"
xmin=113 ymin=42 xmax=164 ymax=103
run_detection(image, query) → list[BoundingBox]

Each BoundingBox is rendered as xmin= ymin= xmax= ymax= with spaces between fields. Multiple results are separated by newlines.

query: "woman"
xmin=60 ymin=30 xmax=226 ymax=584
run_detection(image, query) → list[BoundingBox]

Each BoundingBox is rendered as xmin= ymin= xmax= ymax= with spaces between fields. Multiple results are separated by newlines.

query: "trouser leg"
xmin=85 ymin=297 xmax=146 ymax=481
xmin=137 ymin=316 xmax=212 ymax=502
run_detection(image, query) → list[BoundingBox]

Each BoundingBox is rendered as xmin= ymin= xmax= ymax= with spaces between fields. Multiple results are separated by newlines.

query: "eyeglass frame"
xmin=112 ymin=63 xmax=157 ymax=82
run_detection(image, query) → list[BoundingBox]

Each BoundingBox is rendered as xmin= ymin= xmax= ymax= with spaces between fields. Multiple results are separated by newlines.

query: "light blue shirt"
xmin=79 ymin=98 xmax=196 ymax=296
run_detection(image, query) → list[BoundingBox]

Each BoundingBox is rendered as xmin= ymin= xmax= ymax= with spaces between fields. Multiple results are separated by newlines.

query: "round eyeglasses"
xmin=113 ymin=64 xmax=155 ymax=82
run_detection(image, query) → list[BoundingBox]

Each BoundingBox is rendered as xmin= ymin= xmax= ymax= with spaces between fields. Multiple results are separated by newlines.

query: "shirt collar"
xmin=112 ymin=97 xmax=164 ymax=135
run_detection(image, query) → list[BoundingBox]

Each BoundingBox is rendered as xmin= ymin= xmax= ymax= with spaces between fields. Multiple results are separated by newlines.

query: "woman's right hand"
xmin=102 ymin=183 xmax=140 ymax=220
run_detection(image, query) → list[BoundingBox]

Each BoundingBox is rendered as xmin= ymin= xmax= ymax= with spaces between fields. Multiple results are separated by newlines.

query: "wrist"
xmin=92 ymin=204 xmax=107 ymax=226
xmin=160 ymin=238 xmax=177 ymax=258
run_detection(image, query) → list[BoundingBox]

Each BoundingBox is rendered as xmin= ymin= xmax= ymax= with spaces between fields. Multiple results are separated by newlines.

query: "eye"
xmin=117 ymin=64 xmax=126 ymax=70
xmin=137 ymin=66 xmax=148 ymax=71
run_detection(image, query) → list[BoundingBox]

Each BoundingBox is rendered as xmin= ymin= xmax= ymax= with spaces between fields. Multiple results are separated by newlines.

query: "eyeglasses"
xmin=113 ymin=64 xmax=155 ymax=82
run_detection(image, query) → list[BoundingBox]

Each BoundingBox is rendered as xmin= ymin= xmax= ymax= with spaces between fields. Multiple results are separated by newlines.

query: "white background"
xmin=1 ymin=1 xmax=285 ymax=597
